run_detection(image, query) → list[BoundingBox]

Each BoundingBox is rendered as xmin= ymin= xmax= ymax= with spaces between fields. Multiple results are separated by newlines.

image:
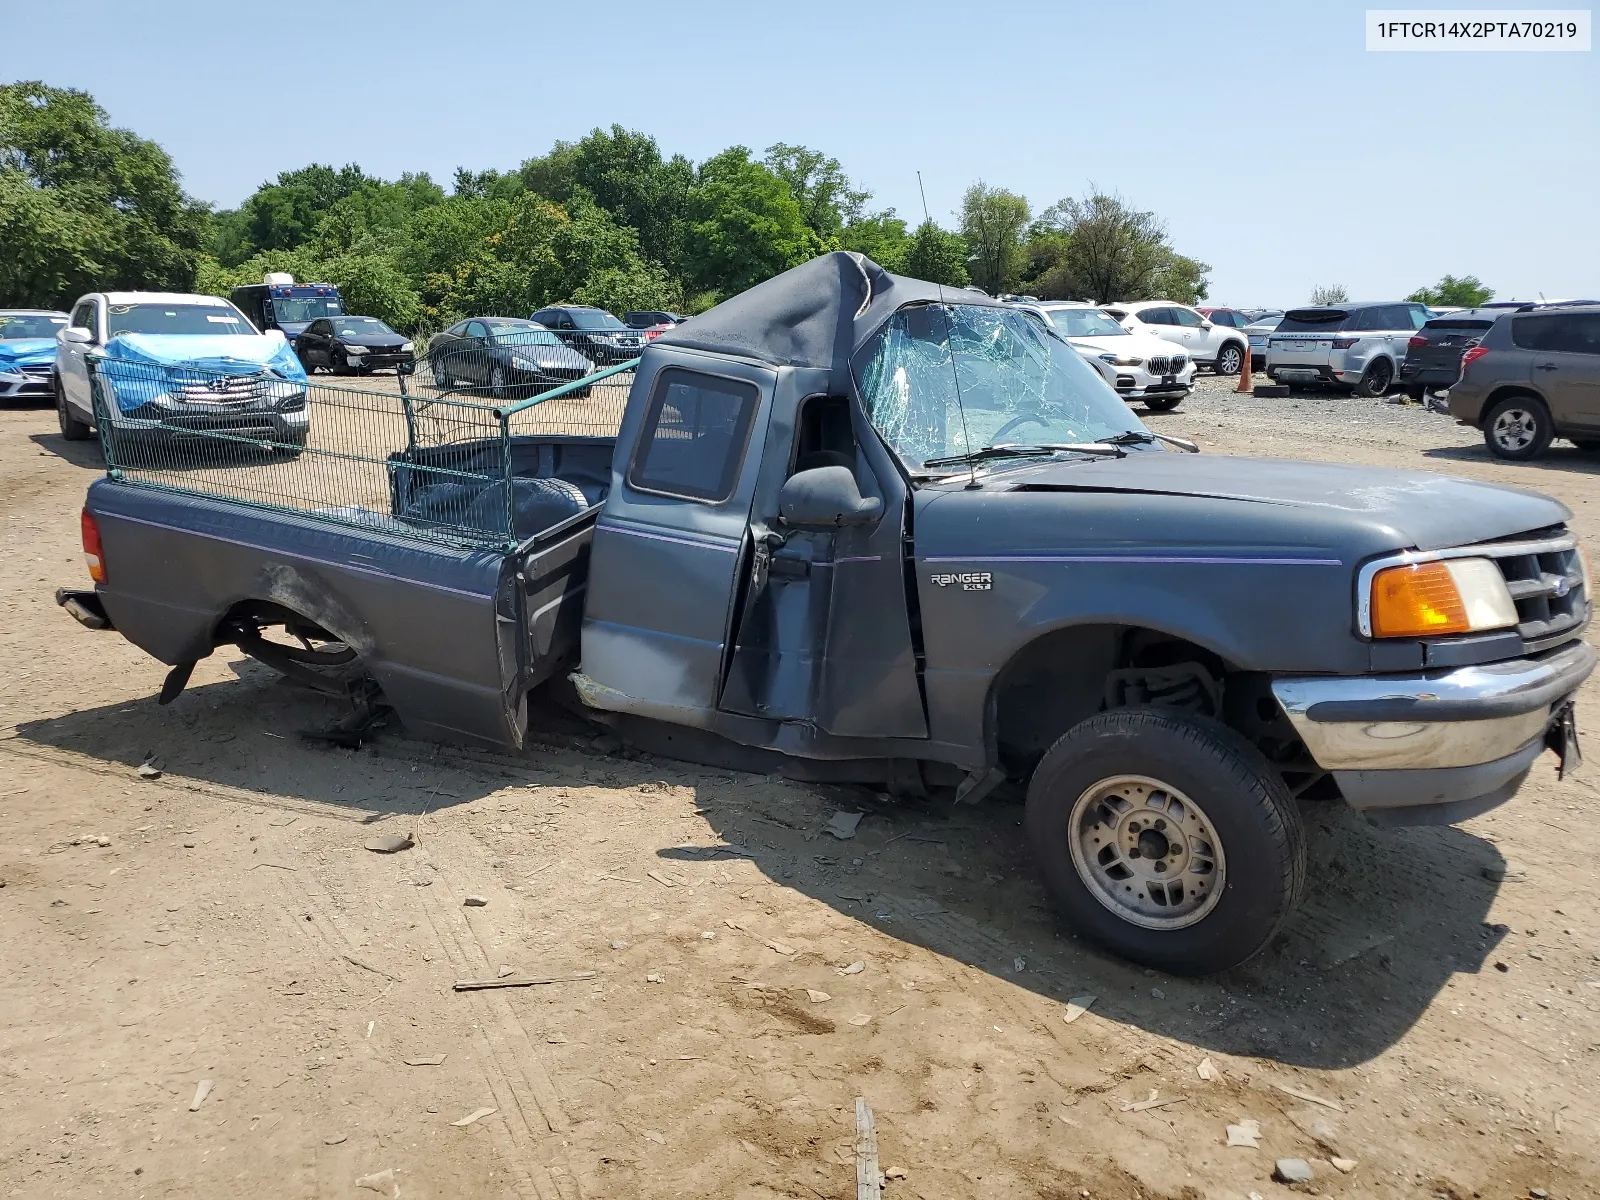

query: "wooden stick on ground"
xmin=855 ymin=1096 xmax=882 ymax=1200
xmin=453 ymin=971 xmax=597 ymax=991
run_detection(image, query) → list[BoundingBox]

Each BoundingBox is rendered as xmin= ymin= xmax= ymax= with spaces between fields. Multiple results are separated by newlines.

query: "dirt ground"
xmin=3 ymin=376 xmax=1599 ymax=1200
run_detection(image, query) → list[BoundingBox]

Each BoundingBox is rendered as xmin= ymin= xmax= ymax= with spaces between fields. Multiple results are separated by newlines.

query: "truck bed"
xmin=85 ymin=435 xmax=608 ymax=749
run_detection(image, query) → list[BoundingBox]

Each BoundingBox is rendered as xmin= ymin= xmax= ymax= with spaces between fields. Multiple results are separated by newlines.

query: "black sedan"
xmin=427 ymin=318 xmax=596 ymax=399
xmin=528 ymin=305 xmax=646 ymax=365
xmin=295 ymin=316 xmax=414 ymax=374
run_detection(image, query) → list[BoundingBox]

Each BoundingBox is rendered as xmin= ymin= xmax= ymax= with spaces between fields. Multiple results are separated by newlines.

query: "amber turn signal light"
xmin=1369 ymin=558 xmax=1516 ymax=638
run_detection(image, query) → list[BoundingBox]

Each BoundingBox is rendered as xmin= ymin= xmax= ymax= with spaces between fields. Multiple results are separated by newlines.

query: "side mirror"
xmin=62 ymin=328 xmax=92 ymax=344
xmin=1199 ymin=320 xmax=1214 ymax=330
xmin=265 ymin=329 xmax=288 ymax=344
xmin=779 ymin=466 xmax=882 ymax=530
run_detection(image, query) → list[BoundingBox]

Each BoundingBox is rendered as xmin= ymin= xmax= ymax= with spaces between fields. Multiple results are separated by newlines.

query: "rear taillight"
xmin=1331 ymin=337 xmax=1358 ymax=349
xmin=1460 ymin=343 xmax=1489 ymax=373
xmin=1407 ymin=335 xmax=1427 ymax=350
xmin=80 ymin=508 xmax=106 ymax=584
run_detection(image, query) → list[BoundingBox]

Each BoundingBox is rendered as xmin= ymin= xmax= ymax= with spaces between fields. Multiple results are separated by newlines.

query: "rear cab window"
xmin=627 ymin=369 xmax=760 ymax=503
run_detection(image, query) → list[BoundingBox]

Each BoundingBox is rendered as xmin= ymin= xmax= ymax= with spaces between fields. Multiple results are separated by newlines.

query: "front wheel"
xmin=1025 ymin=707 xmax=1305 ymax=976
xmin=1215 ymin=343 xmax=1243 ymax=376
xmin=56 ymin=379 xmax=92 ymax=441
xmin=1483 ymin=394 xmax=1553 ymax=461
xmin=1353 ymin=357 xmax=1394 ymax=397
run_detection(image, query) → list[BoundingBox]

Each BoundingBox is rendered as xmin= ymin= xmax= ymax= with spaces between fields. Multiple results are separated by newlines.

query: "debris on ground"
xmin=364 ymin=832 xmax=414 ymax=853
xmin=884 ymin=1165 xmax=907 ymax=1181
xmin=1273 ymin=1158 xmax=1314 ymax=1184
xmin=646 ymin=972 xmax=664 ymax=983
xmin=497 ymin=965 xmax=515 ymax=978
xmin=403 ymin=1055 xmax=446 ymax=1066
xmin=448 ymin=1107 xmax=497 ymax=1127
xmin=848 ymin=1013 xmax=872 ymax=1026
xmin=137 ymin=759 xmax=162 ymax=780
xmin=836 ymin=960 xmax=865 ymax=976
xmin=824 ymin=811 xmax=864 ymax=839
xmin=1483 ymin=860 xmax=1528 ymax=883
xmin=1273 ymin=1082 xmax=1344 ymax=1112
xmin=1226 ymin=1119 xmax=1262 ymax=1147
xmin=806 ymin=989 xmax=832 ymax=1003
xmin=1121 ymin=1089 xmax=1185 ymax=1113
xmin=1013 ymin=956 xmax=1026 ymax=972
xmin=355 ymin=1167 xmax=399 ymax=1196
xmin=1063 ymin=996 xmax=1096 ymax=1024
xmin=324 ymin=1134 xmax=347 ymax=1145
xmin=1150 ymin=987 xmax=1166 ymax=999
xmin=463 ymin=895 xmax=488 ymax=907
xmin=453 ymin=971 xmax=596 ymax=991
xmin=1330 ymin=1156 xmax=1358 ymax=1173
xmin=610 ymin=940 xmax=631 ymax=950
xmin=189 ymin=1079 xmax=213 ymax=1111
xmin=1197 ymin=1057 xmax=1218 ymax=1081
xmin=856 ymin=1097 xmax=882 ymax=1200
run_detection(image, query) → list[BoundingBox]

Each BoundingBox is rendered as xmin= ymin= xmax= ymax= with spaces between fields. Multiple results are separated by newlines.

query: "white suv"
xmin=1265 ymin=301 xmax=1431 ymax=396
xmin=1022 ymin=302 xmax=1195 ymax=410
xmin=55 ymin=292 xmax=309 ymax=448
xmin=1102 ymin=301 xmax=1250 ymax=376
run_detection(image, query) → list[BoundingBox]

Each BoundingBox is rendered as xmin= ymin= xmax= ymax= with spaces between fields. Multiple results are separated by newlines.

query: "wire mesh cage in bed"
xmin=86 ymin=349 xmax=637 ymax=551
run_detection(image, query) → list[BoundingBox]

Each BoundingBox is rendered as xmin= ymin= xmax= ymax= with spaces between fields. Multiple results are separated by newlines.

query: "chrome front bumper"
xmin=1272 ymin=640 xmax=1595 ymax=823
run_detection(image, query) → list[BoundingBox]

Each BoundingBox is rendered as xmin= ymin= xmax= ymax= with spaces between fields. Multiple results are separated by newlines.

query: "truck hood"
xmin=993 ymin=451 xmax=1568 ymax=552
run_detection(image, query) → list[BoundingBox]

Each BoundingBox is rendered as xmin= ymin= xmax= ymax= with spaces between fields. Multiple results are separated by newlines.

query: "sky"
xmin=6 ymin=0 xmax=1597 ymax=306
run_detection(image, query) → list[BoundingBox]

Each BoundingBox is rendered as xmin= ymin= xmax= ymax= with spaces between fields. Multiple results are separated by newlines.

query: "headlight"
xmin=344 ymin=343 xmax=367 ymax=354
xmin=400 ymin=341 xmax=413 ymax=352
xmin=510 ymin=356 xmax=538 ymax=371
xmin=1369 ymin=558 xmax=1517 ymax=638
xmin=1098 ymin=353 xmax=1144 ymax=367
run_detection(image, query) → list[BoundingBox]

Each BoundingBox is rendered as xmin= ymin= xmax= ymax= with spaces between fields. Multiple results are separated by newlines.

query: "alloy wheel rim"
xmin=1220 ymin=347 xmax=1240 ymax=373
xmin=1493 ymin=409 xmax=1535 ymax=451
xmin=491 ymin=366 xmax=506 ymax=398
xmin=1067 ymin=774 xmax=1226 ymax=930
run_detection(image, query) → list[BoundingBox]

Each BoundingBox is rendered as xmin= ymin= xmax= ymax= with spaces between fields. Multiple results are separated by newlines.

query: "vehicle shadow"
xmin=12 ymin=664 xmax=1512 ymax=1070
xmin=7 ymin=666 xmax=586 ymax=819
xmin=1425 ymin=442 xmax=1600 ymax=476
xmin=661 ymin=778 xmax=1512 ymax=1072
xmin=29 ymin=431 xmax=106 ymax=471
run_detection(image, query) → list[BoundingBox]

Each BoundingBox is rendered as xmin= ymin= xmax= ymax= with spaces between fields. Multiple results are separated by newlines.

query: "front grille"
xmin=1482 ymin=529 xmax=1588 ymax=648
xmin=1148 ymin=355 xmax=1171 ymax=374
xmin=172 ymin=375 xmax=272 ymax=406
xmin=20 ymin=364 xmax=51 ymax=377
xmin=1171 ymin=354 xmax=1187 ymax=373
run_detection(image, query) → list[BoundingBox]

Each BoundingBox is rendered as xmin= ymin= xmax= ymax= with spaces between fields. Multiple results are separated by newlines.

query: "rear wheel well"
xmin=989 ymin=624 xmax=1331 ymax=797
xmin=1479 ymin=386 xmax=1548 ymax=427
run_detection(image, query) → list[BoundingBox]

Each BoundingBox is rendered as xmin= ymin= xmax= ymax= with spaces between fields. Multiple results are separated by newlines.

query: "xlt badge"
xmin=931 ymin=571 xmax=992 ymax=592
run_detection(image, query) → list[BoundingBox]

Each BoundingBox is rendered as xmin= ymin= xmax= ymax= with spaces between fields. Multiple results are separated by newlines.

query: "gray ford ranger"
xmin=59 ymin=253 xmax=1594 ymax=975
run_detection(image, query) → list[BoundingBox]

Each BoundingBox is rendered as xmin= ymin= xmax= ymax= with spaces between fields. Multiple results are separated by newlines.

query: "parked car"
xmin=0 ymin=309 xmax=70 ymax=401
xmin=1243 ymin=314 xmax=1284 ymax=371
xmin=59 ymin=251 xmax=1594 ymax=976
xmin=1448 ymin=304 xmax=1600 ymax=460
xmin=294 ymin=316 xmax=413 ymax=375
xmin=1398 ymin=309 xmax=1501 ymax=400
xmin=1102 ymin=301 xmax=1249 ymax=375
xmin=1265 ymin=301 xmax=1431 ymax=396
xmin=623 ymin=311 xmax=687 ymax=330
xmin=529 ymin=305 xmax=646 ymax=364
xmin=53 ymin=292 xmax=308 ymax=449
xmin=1197 ymin=307 xmax=1253 ymax=331
xmin=427 ymin=318 xmax=596 ymax=398
xmin=1024 ymin=302 xmax=1196 ymax=410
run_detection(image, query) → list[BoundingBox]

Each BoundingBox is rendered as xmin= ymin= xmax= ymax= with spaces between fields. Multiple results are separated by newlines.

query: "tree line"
xmin=3 ymin=81 xmax=1220 ymax=335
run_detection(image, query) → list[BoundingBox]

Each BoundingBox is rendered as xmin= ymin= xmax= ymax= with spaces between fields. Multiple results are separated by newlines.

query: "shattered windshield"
xmin=854 ymin=303 xmax=1148 ymax=471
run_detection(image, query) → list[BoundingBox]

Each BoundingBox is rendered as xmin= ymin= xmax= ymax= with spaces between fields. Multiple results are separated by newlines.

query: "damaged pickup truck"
xmin=60 ymin=252 xmax=1594 ymax=974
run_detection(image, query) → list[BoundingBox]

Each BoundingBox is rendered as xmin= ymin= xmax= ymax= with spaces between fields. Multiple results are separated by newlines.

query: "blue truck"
xmin=57 ymin=253 xmax=1593 ymax=975
xmin=229 ymin=275 xmax=345 ymax=342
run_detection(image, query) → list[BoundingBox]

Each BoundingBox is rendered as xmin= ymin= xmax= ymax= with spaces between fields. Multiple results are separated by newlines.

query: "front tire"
xmin=1025 ymin=707 xmax=1305 ymax=976
xmin=1353 ymin=357 xmax=1394 ymax=397
xmin=1215 ymin=343 xmax=1243 ymax=376
xmin=1483 ymin=394 xmax=1553 ymax=461
xmin=56 ymin=379 xmax=92 ymax=441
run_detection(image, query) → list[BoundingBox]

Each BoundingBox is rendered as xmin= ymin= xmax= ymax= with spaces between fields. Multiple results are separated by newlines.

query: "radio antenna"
xmin=917 ymin=171 xmax=931 ymax=225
